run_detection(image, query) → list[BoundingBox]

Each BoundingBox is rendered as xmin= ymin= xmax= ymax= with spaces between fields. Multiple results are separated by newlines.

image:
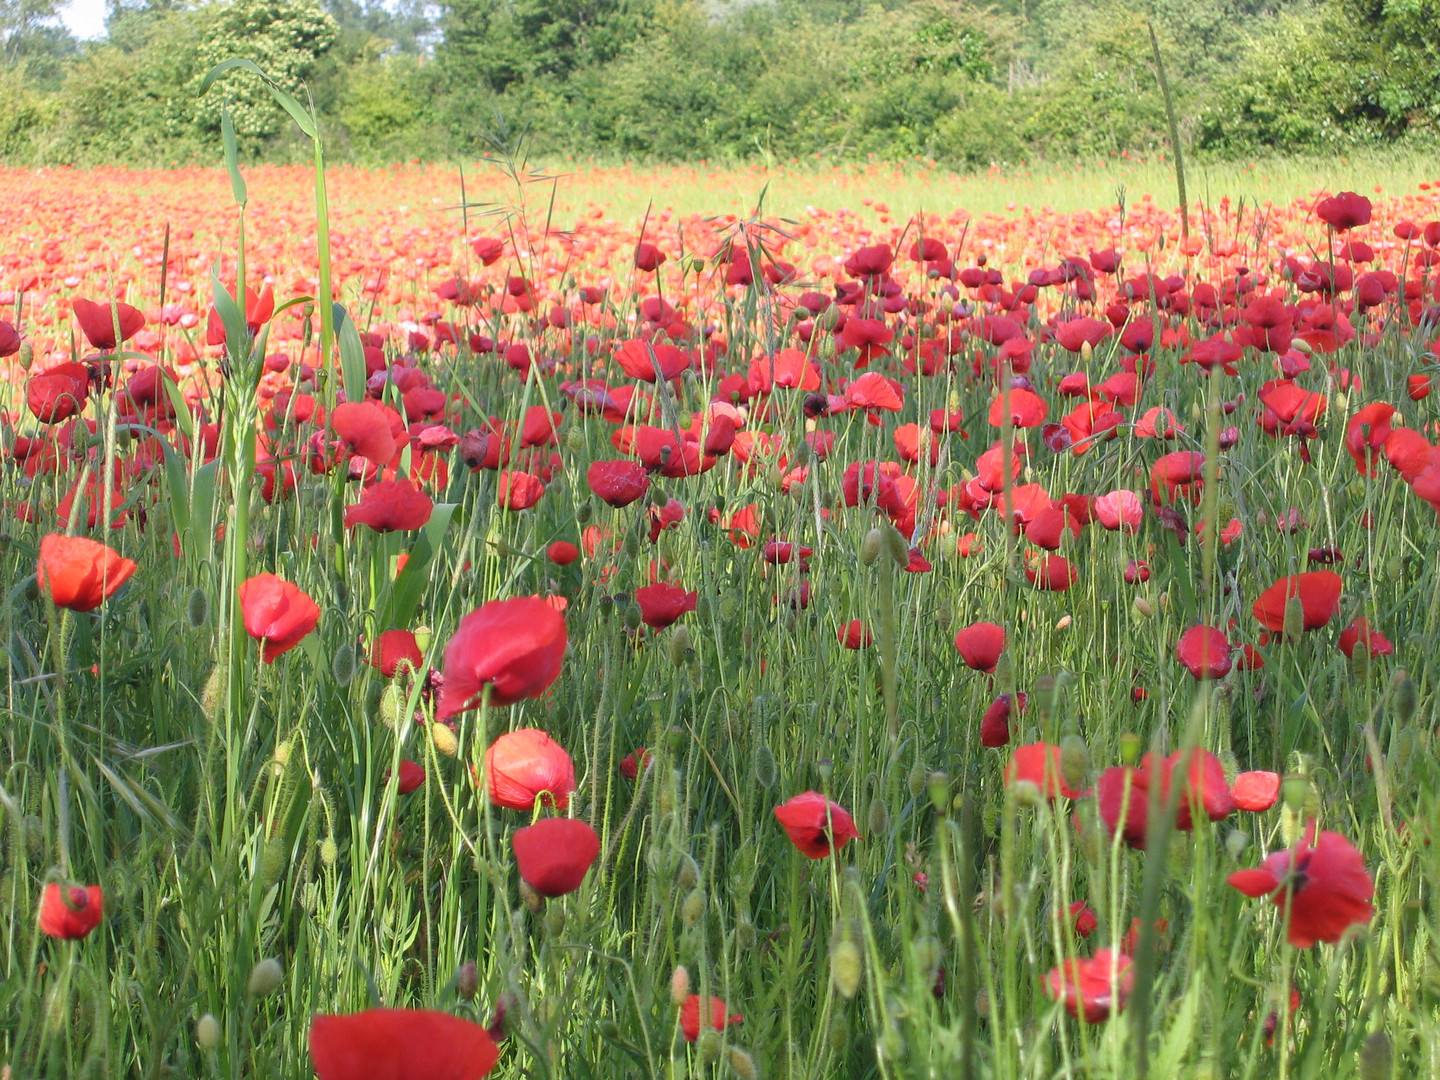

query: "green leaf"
xmin=377 ymin=503 xmax=457 ymax=631
xmin=333 ymin=301 xmax=368 ymax=404
xmin=199 ymin=57 xmax=317 ymax=139
xmin=221 ymin=105 xmax=247 ymax=207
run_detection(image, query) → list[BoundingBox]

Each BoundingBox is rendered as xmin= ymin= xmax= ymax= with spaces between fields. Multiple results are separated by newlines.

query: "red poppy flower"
xmin=1231 ymin=770 xmax=1280 ymax=812
xmin=1337 ymin=616 xmax=1394 ymax=659
xmin=989 ymin=387 xmax=1048 ymax=428
xmin=393 ymin=759 xmax=426 ymax=794
xmin=485 ymin=728 xmax=575 ymax=811
xmin=1096 ymin=764 xmax=1153 ymax=848
xmin=620 ymin=748 xmax=650 ymax=779
xmin=587 ymin=459 xmax=650 ymax=507
xmin=72 ymin=296 xmax=144 ymax=350
xmin=1227 ymin=825 xmax=1374 ymax=947
xmin=547 ymin=540 xmax=580 ymax=565
xmin=1069 ymin=901 xmax=1098 ymax=938
xmin=0 ymin=319 xmax=20 ymax=356
xmin=634 ymin=241 xmax=666 ymax=271
xmin=1093 ymin=490 xmax=1142 ymax=533
xmin=238 ymin=574 xmax=321 ymax=663
xmin=511 ymin=817 xmax=600 ymax=897
xmin=679 ymin=995 xmax=742 ymax=1042
xmin=36 ymin=534 xmax=137 ymax=612
xmin=332 ymin=401 xmax=399 ymax=464
xmin=1251 ymin=572 xmax=1342 ymax=633
xmin=1162 ymin=747 xmax=1236 ymax=828
xmin=1150 ymin=451 xmax=1206 ymax=505
xmin=1025 ymin=553 xmax=1077 ymax=591
xmin=26 ymin=362 xmax=91 ymax=424
xmin=846 ymin=371 xmax=903 ymax=411
xmin=309 ymin=1008 xmax=498 ymax=1080
xmin=345 ymin=479 xmax=434 ymax=533
xmin=634 ymin=583 xmax=698 ymax=629
xmin=1174 ymin=625 xmax=1232 ymax=680
xmin=837 ymin=619 xmax=873 ymax=649
xmin=368 ymin=629 xmax=423 ymax=677
xmin=1042 ymin=949 xmax=1134 ymax=1023
xmin=981 ymin=692 xmax=1024 ymax=747
xmin=774 ymin=792 xmax=860 ymax=858
xmin=1344 ymin=403 xmax=1396 ymax=476
xmin=615 ymin=338 xmax=690 ymax=382
xmin=1006 ymin=742 xmax=1082 ymax=799
xmin=437 ymin=598 xmax=567 ymax=717
xmin=954 ymin=621 xmax=1006 ymax=673
xmin=1315 ymin=191 xmax=1372 ymax=232
xmin=38 ymin=883 xmax=104 ymax=939
xmin=497 ymin=470 xmax=545 ymax=511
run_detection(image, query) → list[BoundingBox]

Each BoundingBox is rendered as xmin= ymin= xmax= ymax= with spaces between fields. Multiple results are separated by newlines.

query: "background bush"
xmin=3 ymin=0 xmax=1440 ymax=166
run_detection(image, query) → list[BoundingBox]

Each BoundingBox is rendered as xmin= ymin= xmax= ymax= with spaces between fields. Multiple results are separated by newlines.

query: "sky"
xmin=59 ymin=0 xmax=110 ymax=40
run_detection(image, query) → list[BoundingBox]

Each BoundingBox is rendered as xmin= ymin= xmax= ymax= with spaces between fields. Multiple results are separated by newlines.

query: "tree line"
xmin=2 ymin=0 xmax=1438 ymax=166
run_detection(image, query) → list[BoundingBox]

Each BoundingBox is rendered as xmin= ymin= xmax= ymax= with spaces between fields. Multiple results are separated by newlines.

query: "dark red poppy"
xmin=1228 ymin=825 xmax=1374 ymax=947
xmin=36 ymin=534 xmax=136 ymax=612
xmin=393 ymin=759 xmax=426 ymax=794
xmin=0 ymin=319 xmax=20 ymax=356
xmin=1251 ymin=572 xmax=1342 ymax=633
xmin=1315 ymin=192 xmax=1372 ymax=232
xmin=620 ymin=748 xmax=650 ymax=779
xmin=774 ymin=792 xmax=860 ymax=858
xmin=484 ymin=728 xmax=575 ymax=811
xmin=679 ymin=995 xmax=742 ymax=1042
xmin=437 ymin=598 xmax=567 ymax=717
xmin=72 ymin=296 xmax=144 ymax=350
xmin=634 ymin=242 xmax=666 ymax=271
xmin=26 ymin=362 xmax=90 ymax=423
xmin=345 ymin=479 xmax=434 ymax=533
xmin=238 ymin=574 xmax=321 ymax=663
xmin=1175 ymin=625 xmax=1232 ymax=680
xmin=634 ymin=583 xmax=698 ymax=629
xmin=1042 ymin=950 xmax=1134 ymax=1023
xmin=587 ymin=459 xmax=650 ymax=507
xmin=981 ymin=692 xmax=1024 ymax=747
xmin=309 ymin=1008 xmax=498 ymax=1080
xmin=38 ymin=883 xmax=104 ymax=939
xmin=1337 ymin=616 xmax=1394 ymax=659
xmin=1095 ymin=764 xmax=1152 ymax=848
xmin=368 ymin=629 xmax=423 ymax=677
xmin=511 ymin=817 xmax=600 ymax=897
xmin=954 ymin=622 xmax=1005 ymax=673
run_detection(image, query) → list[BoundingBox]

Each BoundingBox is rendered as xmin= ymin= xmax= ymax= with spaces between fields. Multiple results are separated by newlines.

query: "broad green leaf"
xmin=333 ymin=301 xmax=368 ymax=404
xmin=221 ymin=105 xmax=247 ymax=207
xmin=377 ymin=503 xmax=457 ymax=631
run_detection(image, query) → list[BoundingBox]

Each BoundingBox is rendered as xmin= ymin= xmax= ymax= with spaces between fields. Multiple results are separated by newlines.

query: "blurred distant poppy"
xmin=38 ymin=883 xmax=104 ymax=940
xmin=1042 ymin=950 xmax=1134 ymax=1023
xmin=680 ymin=995 xmax=742 ymax=1042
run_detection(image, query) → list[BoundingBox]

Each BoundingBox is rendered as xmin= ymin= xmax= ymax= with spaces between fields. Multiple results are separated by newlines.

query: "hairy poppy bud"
xmin=1060 ymin=735 xmax=1090 ymax=792
xmin=1389 ymin=728 xmax=1417 ymax=774
xmin=726 ymin=1046 xmax=758 ymax=1080
xmin=670 ymin=965 xmax=690 ymax=1004
xmin=1225 ymin=828 xmax=1249 ymax=861
xmin=331 ymin=643 xmax=357 ymax=687
xmin=831 ymin=938 xmax=863 ymax=999
xmin=1133 ymin=596 xmax=1153 ymax=617
xmin=543 ymin=903 xmax=565 ymax=935
xmin=826 ymin=1012 xmax=848 ymax=1053
xmin=1350 ymin=644 xmax=1371 ymax=681
xmin=681 ymin=888 xmax=707 ymax=927
xmin=698 ymin=1030 xmax=723 ymax=1063
xmin=1392 ymin=671 xmax=1418 ymax=725
xmin=18 ymin=340 xmax=33 ymax=369
xmin=319 ymin=835 xmax=338 ymax=866
xmin=201 ymin=663 xmax=224 ymax=724
xmin=575 ymin=499 xmax=594 ymax=525
xmin=881 ymin=525 xmax=909 ymax=569
xmin=753 ymin=744 xmax=778 ymax=789
xmin=379 ymin=683 xmax=402 ymax=728
xmin=259 ymin=837 xmax=287 ymax=887
xmin=186 ymin=588 xmax=210 ymax=630
xmin=1080 ymin=341 xmax=1092 ymax=363
xmin=927 ymin=772 xmax=950 ymax=815
xmin=668 ymin=625 xmax=693 ymax=666
xmin=195 ymin=1013 xmax=220 ymax=1050
xmin=247 ymin=957 xmax=284 ymax=997
xmin=622 ymin=603 xmax=644 ymax=632
xmin=676 ymin=854 xmax=701 ymax=891
xmin=1119 ymin=732 xmax=1143 ymax=766
xmin=867 ymin=798 xmax=890 ymax=838
xmin=860 ymin=528 xmax=883 ymax=566
xmin=1282 ymin=595 xmax=1306 ymax=643
xmin=456 ymin=959 xmax=479 ymax=1000
xmin=565 ymin=427 xmax=586 ymax=454
xmin=431 ymin=722 xmax=459 ymax=758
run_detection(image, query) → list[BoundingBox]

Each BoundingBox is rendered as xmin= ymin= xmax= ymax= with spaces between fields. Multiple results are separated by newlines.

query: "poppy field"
xmin=4 ymin=149 xmax=1440 ymax=1080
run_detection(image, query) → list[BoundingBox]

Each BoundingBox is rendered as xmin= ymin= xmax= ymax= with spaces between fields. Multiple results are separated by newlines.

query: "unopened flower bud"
xmin=331 ymin=643 xmax=357 ymax=687
xmin=1225 ymin=829 xmax=1249 ymax=861
xmin=247 ymin=957 xmax=284 ymax=998
xmin=186 ymin=587 xmax=210 ymax=630
xmin=431 ymin=722 xmax=459 ymax=758
xmin=1392 ymin=671 xmax=1419 ymax=725
xmin=670 ymin=965 xmax=690 ymax=1004
xmin=860 ymin=528 xmax=883 ymax=566
xmin=668 ymin=625 xmax=693 ymax=666
xmin=927 ymin=772 xmax=950 ymax=815
xmin=1359 ymin=1031 xmax=1393 ymax=1080
xmin=753 ymin=744 xmax=778 ymax=789
xmin=726 ymin=1046 xmax=759 ymax=1080
xmin=1060 ymin=735 xmax=1090 ymax=792
xmin=867 ymin=798 xmax=890 ymax=838
xmin=1282 ymin=595 xmax=1306 ymax=643
xmin=831 ymin=938 xmax=863 ymax=999
xmin=195 ymin=1013 xmax=220 ymax=1050
xmin=1119 ymin=732 xmax=1143 ymax=766
xmin=457 ymin=959 xmax=479 ymax=1000
xmin=681 ymin=888 xmax=707 ymax=927
xmin=881 ymin=525 xmax=909 ymax=569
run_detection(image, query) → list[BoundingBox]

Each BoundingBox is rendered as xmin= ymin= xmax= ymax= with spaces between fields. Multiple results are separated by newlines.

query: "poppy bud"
xmin=1080 ymin=341 xmax=1092 ymax=363
xmin=598 ymin=1019 xmax=622 ymax=1041
xmin=1060 ymin=735 xmax=1090 ymax=792
xmin=736 ymin=916 xmax=757 ymax=949
xmin=881 ymin=525 xmax=909 ymax=569
xmin=331 ymin=643 xmax=357 ymax=687
xmin=543 ymin=903 xmax=565 ymax=934
xmin=670 ymin=965 xmax=691 ymax=1004
xmin=817 ymin=758 xmax=834 ymax=784
xmin=186 ymin=588 xmax=210 ymax=630
xmin=1119 ymin=732 xmax=1143 ymax=766
xmin=622 ymin=524 xmax=643 ymax=559
xmin=867 ymin=797 xmax=889 ymax=838
xmin=826 ymin=1012 xmax=848 ymax=1053
xmin=431 ymin=722 xmax=459 ymax=758
xmin=668 ymin=625 xmax=693 ymax=666
xmin=379 ymin=683 xmax=402 ymax=728
xmin=565 ymin=427 xmax=586 ymax=454
xmin=698 ymin=1030 xmax=723 ymax=1063
xmin=912 ymin=935 xmax=942 ymax=982
xmin=753 ymin=744 xmax=778 ymax=789
xmin=1133 ymin=596 xmax=1153 ymax=617
xmin=681 ymin=888 xmax=707 ymax=927
xmin=575 ymin=499 xmax=594 ymax=525
xmin=1225 ymin=828 xmax=1249 ymax=861
xmin=457 ymin=959 xmax=479 ymax=1000
xmin=1389 ymin=728 xmax=1417 ymax=775
xmin=1350 ymin=644 xmax=1371 ymax=681
xmin=1392 ymin=671 xmax=1418 ymax=725
xmin=247 ymin=957 xmax=284 ymax=997
xmin=201 ymin=663 xmax=224 ymax=724
xmin=831 ymin=938 xmax=863 ymax=999
xmin=18 ymin=340 xmax=33 ymax=368
xmin=319 ymin=836 xmax=338 ymax=866
xmin=196 ymin=1013 xmax=220 ymax=1050
xmin=860 ymin=528 xmax=883 ymax=566
xmin=726 ymin=1047 xmax=758 ymax=1080
xmin=622 ymin=603 xmax=643 ymax=632
xmin=1282 ymin=595 xmax=1306 ymax=643
xmin=1359 ymin=1032 xmax=1392 ymax=1080
xmin=259 ymin=837 xmax=287 ymax=887
xmin=927 ymin=772 xmax=950 ymax=815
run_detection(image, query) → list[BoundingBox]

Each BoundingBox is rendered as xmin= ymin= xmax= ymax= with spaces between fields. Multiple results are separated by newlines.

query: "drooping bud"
xmin=201 ymin=663 xmax=224 ymax=724
xmin=867 ymin=797 xmax=890 ymax=838
xmin=1392 ymin=670 xmax=1419 ymax=725
xmin=186 ymin=587 xmax=210 ymax=630
xmin=331 ymin=643 xmax=357 ymax=687
xmin=247 ymin=957 xmax=284 ymax=998
xmin=860 ymin=528 xmax=884 ymax=566
xmin=831 ymin=938 xmax=863 ymax=999
xmin=1282 ymin=595 xmax=1306 ymax=644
